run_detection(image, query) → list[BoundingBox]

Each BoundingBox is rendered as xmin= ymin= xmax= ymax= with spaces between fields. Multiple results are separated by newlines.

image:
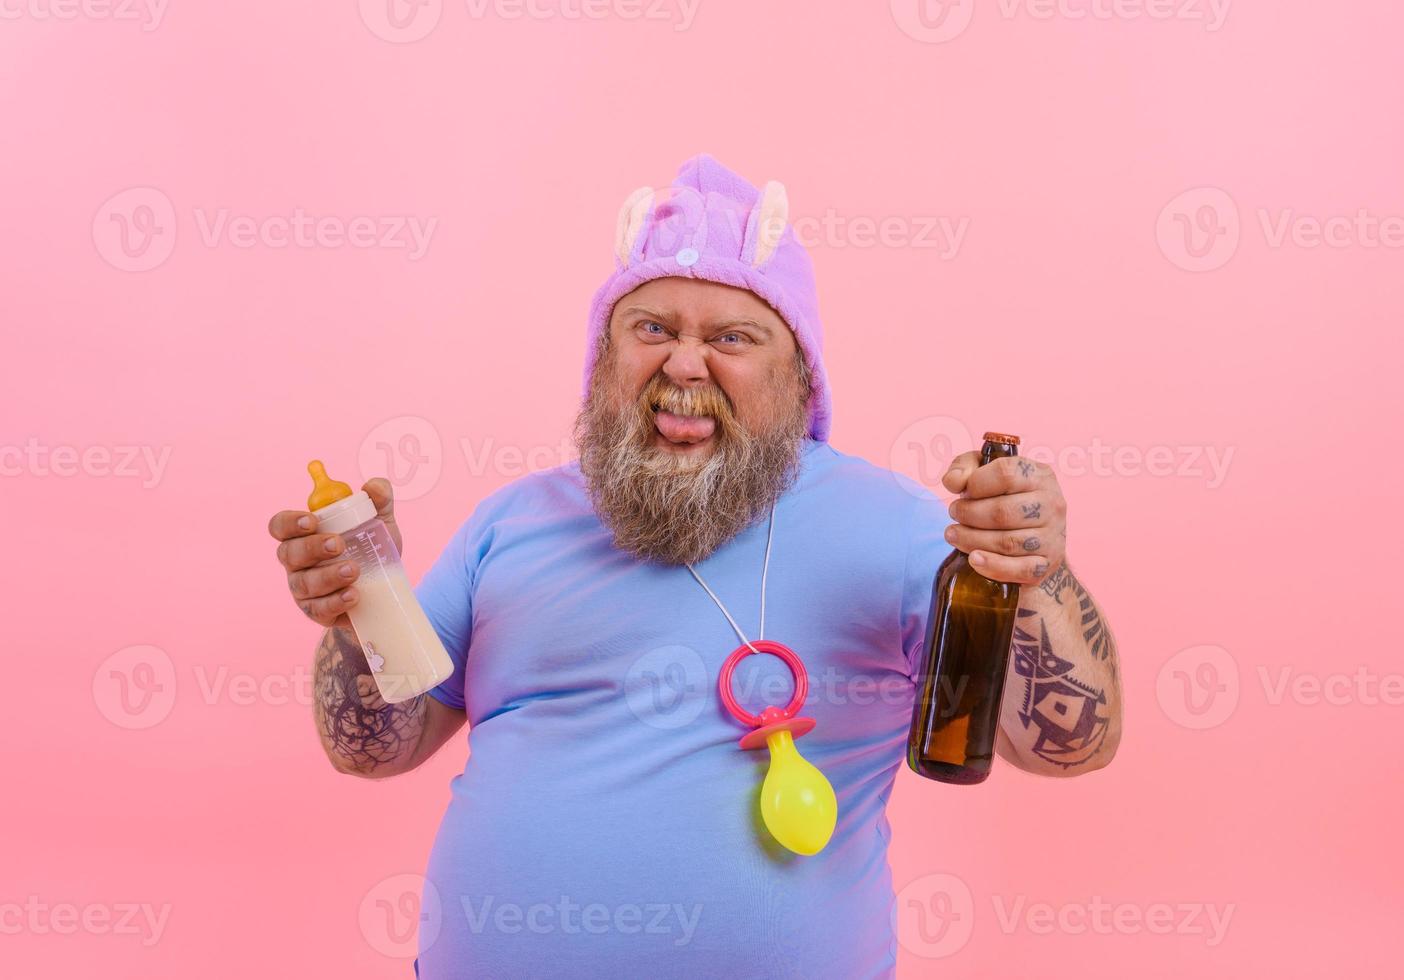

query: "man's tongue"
xmin=654 ymin=410 xmax=716 ymax=444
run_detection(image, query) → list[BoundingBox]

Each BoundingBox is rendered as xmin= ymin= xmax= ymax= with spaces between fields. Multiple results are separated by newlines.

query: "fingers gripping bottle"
xmin=906 ymin=433 xmax=1023 ymax=785
xmin=305 ymin=460 xmax=453 ymax=704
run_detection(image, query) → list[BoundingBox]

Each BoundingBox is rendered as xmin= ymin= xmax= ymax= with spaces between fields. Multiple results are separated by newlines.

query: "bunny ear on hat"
xmin=744 ymin=179 xmax=789 ymax=268
xmin=614 ymin=185 xmax=654 ymax=267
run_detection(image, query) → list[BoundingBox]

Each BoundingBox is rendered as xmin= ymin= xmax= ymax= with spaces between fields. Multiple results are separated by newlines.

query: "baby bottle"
xmin=305 ymin=460 xmax=453 ymax=704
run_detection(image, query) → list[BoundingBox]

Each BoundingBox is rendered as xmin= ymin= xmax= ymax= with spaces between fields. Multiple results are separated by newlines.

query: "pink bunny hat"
xmin=582 ymin=153 xmax=832 ymax=442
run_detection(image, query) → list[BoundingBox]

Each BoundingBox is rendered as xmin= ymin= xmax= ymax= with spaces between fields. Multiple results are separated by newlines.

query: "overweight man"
xmin=267 ymin=154 xmax=1122 ymax=978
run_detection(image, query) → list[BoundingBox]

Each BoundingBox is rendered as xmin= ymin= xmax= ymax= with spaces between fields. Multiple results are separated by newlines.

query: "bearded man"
xmin=268 ymin=154 xmax=1123 ymax=979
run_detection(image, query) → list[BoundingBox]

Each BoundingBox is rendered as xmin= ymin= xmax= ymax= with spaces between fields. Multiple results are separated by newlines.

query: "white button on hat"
xmin=675 ymin=247 xmax=699 ymax=267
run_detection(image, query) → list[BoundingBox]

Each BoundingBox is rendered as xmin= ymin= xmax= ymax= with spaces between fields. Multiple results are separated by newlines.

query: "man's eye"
xmin=641 ymin=321 xmax=667 ymax=336
xmin=716 ymin=332 xmax=747 ymax=345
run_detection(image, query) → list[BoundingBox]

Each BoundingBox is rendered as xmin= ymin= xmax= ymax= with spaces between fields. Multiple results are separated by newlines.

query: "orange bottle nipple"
xmin=306 ymin=460 xmax=353 ymax=511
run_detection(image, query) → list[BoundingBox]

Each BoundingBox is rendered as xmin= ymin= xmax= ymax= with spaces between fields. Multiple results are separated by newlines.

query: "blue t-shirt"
xmin=411 ymin=437 xmax=952 ymax=979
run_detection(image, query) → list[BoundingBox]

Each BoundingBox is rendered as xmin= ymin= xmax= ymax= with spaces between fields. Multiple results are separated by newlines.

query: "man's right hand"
xmin=267 ymin=477 xmax=401 ymax=629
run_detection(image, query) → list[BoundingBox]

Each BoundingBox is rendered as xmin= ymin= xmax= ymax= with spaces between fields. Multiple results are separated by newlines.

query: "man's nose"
xmin=661 ymin=338 xmax=711 ymax=387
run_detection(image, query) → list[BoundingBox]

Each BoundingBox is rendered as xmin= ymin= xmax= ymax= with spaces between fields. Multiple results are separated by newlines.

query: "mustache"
xmin=634 ymin=375 xmax=747 ymax=442
xmin=642 ymin=374 xmax=728 ymax=417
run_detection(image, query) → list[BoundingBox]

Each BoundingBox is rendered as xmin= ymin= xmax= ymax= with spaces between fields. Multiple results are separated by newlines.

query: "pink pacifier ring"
xmin=718 ymin=640 xmax=815 ymax=749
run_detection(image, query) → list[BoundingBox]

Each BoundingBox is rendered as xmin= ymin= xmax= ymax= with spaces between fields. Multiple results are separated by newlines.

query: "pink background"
xmin=2 ymin=1 xmax=1399 ymax=976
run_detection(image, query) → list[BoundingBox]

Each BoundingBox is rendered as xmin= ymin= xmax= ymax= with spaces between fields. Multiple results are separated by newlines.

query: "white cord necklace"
xmin=684 ymin=499 xmax=776 ymax=656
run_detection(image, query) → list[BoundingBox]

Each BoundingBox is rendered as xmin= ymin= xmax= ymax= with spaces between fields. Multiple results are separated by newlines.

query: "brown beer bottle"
xmin=907 ymin=432 xmax=1022 ymax=785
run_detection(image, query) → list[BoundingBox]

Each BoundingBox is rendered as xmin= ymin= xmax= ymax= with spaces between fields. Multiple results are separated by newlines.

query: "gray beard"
xmin=572 ymin=348 xmax=811 ymax=567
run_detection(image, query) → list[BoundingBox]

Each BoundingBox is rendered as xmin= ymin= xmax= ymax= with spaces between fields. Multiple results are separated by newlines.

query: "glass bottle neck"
xmin=980 ymin=440 xmax=1020 ymax=464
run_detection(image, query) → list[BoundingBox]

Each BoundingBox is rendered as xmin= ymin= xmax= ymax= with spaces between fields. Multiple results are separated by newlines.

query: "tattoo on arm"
xmin=314 ymin=626 xmax=428 ymax=776
xmin=1035 ymin=564 xmax=1116 ymax=664
xmin=1008 ymin=610 xmax=1111 ymax=768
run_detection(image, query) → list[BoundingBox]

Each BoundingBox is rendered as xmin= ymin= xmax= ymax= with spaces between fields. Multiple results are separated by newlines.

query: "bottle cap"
xmin=982 ymin=431 xmax=1021 ymax=445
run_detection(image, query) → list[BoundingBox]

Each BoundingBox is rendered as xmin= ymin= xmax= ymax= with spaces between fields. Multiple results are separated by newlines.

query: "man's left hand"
xmin=941 ymin=453 xmax=1067 ymax=585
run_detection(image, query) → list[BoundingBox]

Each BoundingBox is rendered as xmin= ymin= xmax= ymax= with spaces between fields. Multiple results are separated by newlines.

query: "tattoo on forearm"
xmin=1036 ymin=564 xmax=1116 ymax=663
xmin=1038 ymin=564 xmax=1073 ymax=601
xmin=1009 ymin=610 xmax=1111 ymax=768
xmin=314 ymin=626 xmax=427 ymax=775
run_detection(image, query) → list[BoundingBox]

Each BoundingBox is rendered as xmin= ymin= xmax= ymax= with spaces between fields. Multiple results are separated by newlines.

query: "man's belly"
xmin=413 ymin=740 xmax=900 ymax=980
